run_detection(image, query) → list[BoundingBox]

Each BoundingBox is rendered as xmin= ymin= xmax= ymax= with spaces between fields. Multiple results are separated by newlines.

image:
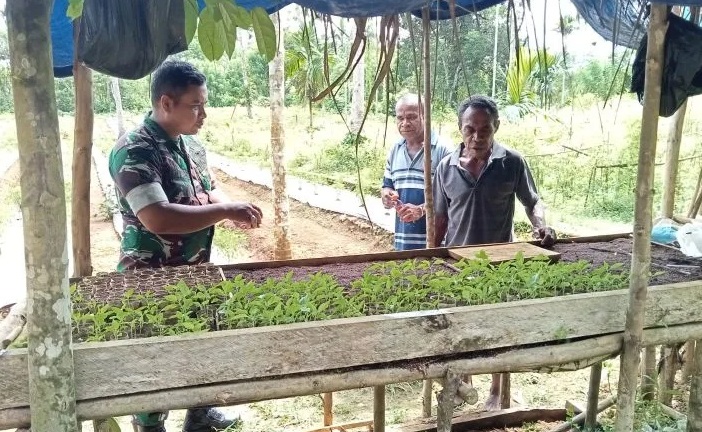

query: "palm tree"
xmin=502 ymin=45 xmax=558 ymax=119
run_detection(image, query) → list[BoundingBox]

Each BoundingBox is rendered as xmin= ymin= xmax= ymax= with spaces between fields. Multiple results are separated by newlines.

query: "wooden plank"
xmin=1 ymin=282 xmax=701 ymax=413
xmin=397 ymin=407 xmax=567 ymax=432
xmin=215 ymin=233 xmax=627 ymax=272
xmin=448 ymin=243 xmax=561 ymax=264
xmin=2 ymin=322 xmax=702 ymax=429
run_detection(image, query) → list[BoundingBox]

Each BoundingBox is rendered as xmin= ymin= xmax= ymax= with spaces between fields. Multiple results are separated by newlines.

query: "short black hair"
xmin=457 ymin=95 xmax=500 ymax=128
xmin=150 ymin=60 xmax=206 ymax=105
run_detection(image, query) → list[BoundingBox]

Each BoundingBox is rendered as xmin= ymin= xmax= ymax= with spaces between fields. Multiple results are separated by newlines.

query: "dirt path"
xmin=213 ymin=168 xmax=393 ymax=261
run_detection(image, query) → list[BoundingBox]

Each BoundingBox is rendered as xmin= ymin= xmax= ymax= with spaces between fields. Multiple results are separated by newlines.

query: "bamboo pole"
xmin=5 ymin=0 xmax=79 ymax=430
xmin=661 ymin=100 xmax=687 ymax=218
xmin=5 ymin=323 xmax=702 ymax=430
xmin=421 ymin=6 xmax=435 ymax=418
xmin=584 ymin=363 xmax=602 ymax=431
xmin=71 ymin=18 xmax=94 ymax=278
xmin=373 ymin=385 xmax=386 ymax=432
xmin=689 ymin=340 xmax=702 ymax=431
xmin=614 ymin=6 xmax=667 ymax=431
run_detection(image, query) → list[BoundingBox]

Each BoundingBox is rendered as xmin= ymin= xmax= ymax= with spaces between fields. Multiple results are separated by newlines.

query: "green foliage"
xmin=501 ymin=46 xmax=560 ymax=119
xmin=570 ymin=54 xmax=632 ymax=102
xmin=71 ymin=256 xmax=628 ymax=342
xmin=66 ymin=0 xmax=84 ymax=19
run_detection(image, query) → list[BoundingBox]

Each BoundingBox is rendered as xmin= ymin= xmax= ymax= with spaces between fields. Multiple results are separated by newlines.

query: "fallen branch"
xmin=549 ymin=395 xmax=617 ymax=432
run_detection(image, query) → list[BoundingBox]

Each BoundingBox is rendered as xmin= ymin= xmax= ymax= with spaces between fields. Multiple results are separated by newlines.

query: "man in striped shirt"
xmin=381 ymin=94 xmax=453 ymax=250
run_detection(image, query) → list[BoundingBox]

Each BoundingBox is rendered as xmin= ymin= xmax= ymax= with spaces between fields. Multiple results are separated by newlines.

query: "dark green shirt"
xmin=109 ymin=114 xmax=215 ymax=271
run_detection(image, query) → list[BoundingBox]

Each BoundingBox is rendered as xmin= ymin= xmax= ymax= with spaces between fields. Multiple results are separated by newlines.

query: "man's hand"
xmin=397 ymin=203 xmax=424 ymax=223
xmin=224 ymin=202 xmax=263 ymax=229
xmin=381 ymin=188 xmax=400 ymax=209
xmin=533 ymin=226 xmax=557 ymax=247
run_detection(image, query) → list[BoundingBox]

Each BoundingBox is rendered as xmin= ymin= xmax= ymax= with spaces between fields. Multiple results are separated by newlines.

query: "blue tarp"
xmin=50 ymin=0 xmax=700 ymax=77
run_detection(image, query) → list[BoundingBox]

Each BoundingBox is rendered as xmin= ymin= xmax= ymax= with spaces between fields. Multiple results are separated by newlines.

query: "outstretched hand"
xmin=533 ymin=226 xmax=557 ymax=247
xmin=224 ymin=202 xmax=263 ymax=229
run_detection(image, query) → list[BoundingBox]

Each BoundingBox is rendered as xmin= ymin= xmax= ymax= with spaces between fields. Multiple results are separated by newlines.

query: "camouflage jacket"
xmin=109 ymin=114 xmax=215 ymax=272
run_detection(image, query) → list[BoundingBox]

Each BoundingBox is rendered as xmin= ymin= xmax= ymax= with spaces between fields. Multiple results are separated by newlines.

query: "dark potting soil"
xmin=226 ymin=237 xmax=702 ymax=288
xmin=553 ymin=237 xmax=702 ymax=286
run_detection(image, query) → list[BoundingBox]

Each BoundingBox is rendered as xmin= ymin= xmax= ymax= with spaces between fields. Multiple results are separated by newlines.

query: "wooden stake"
xmin=642 ymin=346 xmax=657 ymax=401
xmin=615 ymin=6 xmax=667 ymax=431
xmin=71 ymin=18 xmax=94 ymax=278
xmin=658 ymin=344 xmax=681 ymax=406
xmin=323 ymin=393 xmax=333 ymax=426
xmin=373 ymin=385 xmax=385 ymax=432
xmin=584 ymin=363 xmax=602 ymax=431
xmin=269 ymin=12 xmax=292 ymax=260
xmin=500 ymin=373 xmax=511 ymax=409
xmin=684 ymin=341 xmax=698 ymax=382
xmin=422 ymin=380 xmax=433 ymax=418
xmin=421 ymin=7 xmax=435 ymax=418
xmin=421 ymin=6 xmax=435 ymax=249
xmin=688 ymin=340 xmax=702 ymax=431
xmin=6 ymin=0 xmax=79 ymax=430
xmin=436 ymin=370 xmax=460 ymax=432
xmin=661 ymin=100 xmax=687 ymax=218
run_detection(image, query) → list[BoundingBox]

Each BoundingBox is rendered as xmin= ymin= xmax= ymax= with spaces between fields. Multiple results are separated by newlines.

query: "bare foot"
xmin=484 ymin=393 xmax=501 ymax=411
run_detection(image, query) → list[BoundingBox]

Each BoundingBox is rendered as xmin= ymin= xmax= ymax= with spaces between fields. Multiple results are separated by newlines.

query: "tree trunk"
xmin=350 ymin=24 xmax=365 ymax=132
xmin=109 ymin=77 xmax=125 ymax=138
xmin=71 ymin=19 xmax=94 ymax=278
xmin=661 ymin=100 xmax=687 ymax=218
xmin=614 ymin=6 xmax=667 ymax=431
xmin=642 ymin=346 xmax=657 ymax=400
xmin=269 ymin=13 xmax=292 ymax=261
xmin=6 ymin=0 xmax=79 ymax=431
xmin=689 ymin=340 xmax=702 ymax=432
xmin=659 ymin=344 xmax=682 ymax=406
xmin=491 ymin=4 xmax=500 ymax=98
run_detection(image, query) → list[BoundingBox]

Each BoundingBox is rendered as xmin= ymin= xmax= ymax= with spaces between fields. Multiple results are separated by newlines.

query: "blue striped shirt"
xmin=382 ymin=133 xmax=453 ymax=250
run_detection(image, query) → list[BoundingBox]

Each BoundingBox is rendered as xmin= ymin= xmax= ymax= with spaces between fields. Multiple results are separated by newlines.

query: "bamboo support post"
xmin=500 ymin=373 xmax=511 ymax=409
xmin=661 ymin=100 xmax=687 ymax=218
xmin=436 ymin=370 xmax=460 ymax=432
xmin=683 ymin=340 xmax=697 ymax=381
xmin=584 ymin=362 xmax=602 ymax=431
xmin=550 ymin=396 xmax=617 ymax=432
xmin=421 ymin=6 xmax=435 ymax=419
xmin=689 ymin=340 xmax=702 ymax=431
xmin=71 ymin=18 xmax=94 ymax=278
xmin=614 ymin=6 xmax=667 ymax=431
xmin=373 ymin=385 xmax=385 ymax=432
xmin=323 ymin=393 xmax=333 ymax=426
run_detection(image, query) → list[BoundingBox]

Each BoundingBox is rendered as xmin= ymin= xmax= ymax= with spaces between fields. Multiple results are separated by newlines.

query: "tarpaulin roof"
xmin=50 ymin=0 xmax=698 ymax=78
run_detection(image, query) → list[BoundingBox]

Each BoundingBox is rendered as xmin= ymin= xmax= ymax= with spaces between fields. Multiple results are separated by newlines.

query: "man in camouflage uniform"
xmin=110 ymin=60 xmax=261 ymax=432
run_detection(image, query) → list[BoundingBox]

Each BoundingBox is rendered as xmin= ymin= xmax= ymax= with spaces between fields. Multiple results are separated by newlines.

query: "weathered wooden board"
xmin=448 ymin=242 xmax=561 ymax=263
xmin=2 ymin=322 xmax=702 ymax=428
xmin=1 ymin=281 xmax=701 ymax=414
xmin=397 ymin=407 xmax=567 ymax=432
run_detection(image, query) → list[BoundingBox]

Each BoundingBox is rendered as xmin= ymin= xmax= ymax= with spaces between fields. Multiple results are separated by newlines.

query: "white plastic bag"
xmin=676 ymin=222 xmax=702 ymax=257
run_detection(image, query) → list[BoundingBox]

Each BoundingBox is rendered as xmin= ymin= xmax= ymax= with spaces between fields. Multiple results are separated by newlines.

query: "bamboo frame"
xmin=2 ymin=297 xmax=702 ymax=429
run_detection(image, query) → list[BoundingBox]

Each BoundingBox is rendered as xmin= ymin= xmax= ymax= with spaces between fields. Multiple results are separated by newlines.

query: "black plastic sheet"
xmin=76 ymin=0 xmax=188 ymax=79
xmin=631 ymin=13 xmax=702 ymax=117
